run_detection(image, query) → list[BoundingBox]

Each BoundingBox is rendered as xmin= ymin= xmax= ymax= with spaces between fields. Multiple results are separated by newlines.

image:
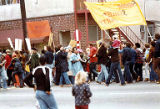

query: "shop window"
xmin=59 ymin=31 xmax=71 ymax=47
xmin=88 ymin=25 xmax=98 ymax=41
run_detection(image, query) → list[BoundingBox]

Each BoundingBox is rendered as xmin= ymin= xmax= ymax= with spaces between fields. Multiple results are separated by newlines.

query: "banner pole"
xmin=146 ymin=26 xmax=153 ymax=41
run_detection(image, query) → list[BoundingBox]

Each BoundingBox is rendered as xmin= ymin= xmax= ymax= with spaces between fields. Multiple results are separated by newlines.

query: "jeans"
xmin=69 ymin=76 xmax=75 ymax=84
xmin=129 ymin=62 xmax=138 ymax=80
xmin=97 ymin=64 xmax=108 ymax=82
xmin=124 ymin=61 xmax=133 ymax=83
xmin=59 ymin=72 xmax=71 ymax=85
xmin=89 ymin=62 xmax=98 ymax=81
xmin=150 ymin=64 xmax=159 ymax=81
xmin=106 ymin=62 xmax=125 ymax=85
xmin=134 ymin=63 xmax=143 ymax=81
xmin=36 ymin=90 xmax=58 ymax=109
xmin=153 ymin=58 xmax=160 ymax=82
xmin=7 ymin=69 xmax=13 ymax=86
xmin=0 ymin=67 xmax=8 ymax=89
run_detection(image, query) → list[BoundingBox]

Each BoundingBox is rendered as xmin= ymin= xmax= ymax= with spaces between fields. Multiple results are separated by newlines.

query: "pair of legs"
xmin=153 ymin=58 xmax=160 ymax=82
xmin=0 ymin=68 xmax=8 ymax=89
xmin=134 ymin=63 xmax=143 ymax=81
xmin=106 ymin=62 xmax=125 ymax=85
xmin=124 ymin=61 xmax=133 ymax=83
xmin=12 ymin=72 xmax=23 ymax=87
xmin=129 ymin=62 xmax=138 ymax=81
xmin=36 ymin=90 xmax=58 ymax=109
xmin=7 ymin=69 xmax=13 ymax=86
xmin=89 ymin=62 xmax=98 ymax=81
xmin=59 ymin=72 xmax=71 ymax=86
xmin=149 ymin=63 xmax=159 ymax=81
xmin=97 ymin=64 xmax=108 ymax=83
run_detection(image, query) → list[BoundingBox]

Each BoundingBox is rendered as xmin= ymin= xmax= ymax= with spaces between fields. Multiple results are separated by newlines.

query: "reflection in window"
xmin=0 ymin=0 xmax=19 ymax=5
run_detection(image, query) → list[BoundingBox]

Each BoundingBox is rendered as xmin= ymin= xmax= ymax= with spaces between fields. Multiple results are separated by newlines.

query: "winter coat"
xmin=97 ymin=45 xmax=109 ymax=65
xmin=70 ymin=53 xmax=84 ymax=76
xmin=130 ymin=48 xmax=137 ymax=63
xmin=5 ymin=54 xmax=12 ymax=69
xmin=9 ymin=58 xmax=24 ymax=74
xmin=45 ymin=51 xmax=54 ymax=64
xmin=56 ymin=51 xmax=69 ymax=73
xmin=28 ymin=53 xmax=39 ymax=71
xmin=154 ymin=39 xmax=160 ymax=58
xmin=107 ymin=48 xmax=119 ymax=63
xmin=122 ymin=47 xmax=132 ymax=64
xmin=72 ymin=83 xmax=92 ymax=106
xmin=89 ymin=47 xmax=97 ymax=63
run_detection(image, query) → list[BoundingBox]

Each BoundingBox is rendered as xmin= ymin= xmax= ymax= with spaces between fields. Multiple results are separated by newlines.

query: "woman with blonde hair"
xmin=72 ymin=71 xmax=92 ymax=109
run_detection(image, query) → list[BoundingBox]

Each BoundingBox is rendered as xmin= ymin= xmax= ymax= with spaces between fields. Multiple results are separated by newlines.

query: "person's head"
xmin=6 ymin=49 xmax=11 ymax=55
xmin=13 ymin=50 xmax=20 ymax=58
xmin=72 ymin=47 xmax=78 ymax=54
xmin=39 ymin=56 xmax=46 ymax=66
xmin=75 ymin=71 xmax=88 ymax=85
xmin=145 ymin=43 xmax=150 ymax=49
xmin=155 ymin=34 xmax=160 ymax=40
xmin=125 ymin=42 xmax=131 ymax=48
xmin=31 ymin=48 xmax=37 ymax=54
xmin=112 ymin=35 xmax=119 ymax=41
xmin=150 ymin=41 xmax=156 ymax=48
xmin=135 ymin=43 xmax=141 ymax=49
xmin=41 ymin=49 xmax=45 ymax=54
xmin=89 ymin=43 xmax=93 ymax=48
xmin=47 ymin=46 xmax=53 ymax=52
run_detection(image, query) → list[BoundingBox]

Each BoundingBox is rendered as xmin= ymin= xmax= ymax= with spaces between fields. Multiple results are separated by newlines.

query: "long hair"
xmin=75 ymin=71 xmax=87 ymax=85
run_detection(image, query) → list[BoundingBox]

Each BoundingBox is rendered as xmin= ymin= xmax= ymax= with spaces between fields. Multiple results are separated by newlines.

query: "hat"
xmin=112 ymin=40 xmax=121 ymax=48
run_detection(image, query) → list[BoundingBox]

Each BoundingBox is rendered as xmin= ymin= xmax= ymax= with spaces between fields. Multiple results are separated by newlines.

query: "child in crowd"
xmin=72 ymin=71 xmax=92 ymax=109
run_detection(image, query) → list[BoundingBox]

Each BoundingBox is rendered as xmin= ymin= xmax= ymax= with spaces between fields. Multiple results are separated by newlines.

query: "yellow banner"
xmin=84 ymin=0 xmax=147 ymax=30
xmin=48 ymin=32 xmax=53 ymax=47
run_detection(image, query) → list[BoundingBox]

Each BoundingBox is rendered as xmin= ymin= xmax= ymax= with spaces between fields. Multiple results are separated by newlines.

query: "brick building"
xmin=0 ymin=0 xmax=160 ymax=50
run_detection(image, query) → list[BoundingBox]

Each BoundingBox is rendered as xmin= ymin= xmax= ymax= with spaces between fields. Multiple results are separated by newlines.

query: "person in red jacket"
xmin=5 ymin=49 xmax=12 ymax=86
xmin=89 ymin=44 xmax=98 ymax=81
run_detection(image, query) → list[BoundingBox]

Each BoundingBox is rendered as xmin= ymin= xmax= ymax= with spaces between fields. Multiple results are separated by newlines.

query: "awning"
xmin=0 ymin=29 xmax=48 ymax=47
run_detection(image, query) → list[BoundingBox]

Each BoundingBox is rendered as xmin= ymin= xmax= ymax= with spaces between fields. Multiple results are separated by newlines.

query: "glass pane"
xmin=88 ymin=25 xmax=98 ymax=41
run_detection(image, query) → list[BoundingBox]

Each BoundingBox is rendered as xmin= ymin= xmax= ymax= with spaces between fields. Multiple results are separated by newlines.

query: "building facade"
xmin=0 ymin=0 xmax=160 ymax=50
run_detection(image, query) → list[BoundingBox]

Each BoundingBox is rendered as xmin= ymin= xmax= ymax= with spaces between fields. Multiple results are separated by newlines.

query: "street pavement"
xmin=0 ymin=82 xmax=160 ymax=109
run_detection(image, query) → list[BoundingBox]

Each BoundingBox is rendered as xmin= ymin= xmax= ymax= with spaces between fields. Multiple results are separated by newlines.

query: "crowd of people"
xmin=0 ymin=33 xmax=160 ymax=109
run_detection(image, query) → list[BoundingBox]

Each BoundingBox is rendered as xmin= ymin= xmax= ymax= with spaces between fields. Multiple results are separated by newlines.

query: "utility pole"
xmin=20 ymin=0 xmax=27 ymax=51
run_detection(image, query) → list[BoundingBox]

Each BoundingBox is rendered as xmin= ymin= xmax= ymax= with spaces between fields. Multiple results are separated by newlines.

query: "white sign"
xmin=15 ymin=39 xmax=19 ymax=51
xmin=7 ymin=38 xmax=14 ymax=49
xmin=15 ymin=39 xmax=23 ymax=51
xmin=25 ymin=38 xmax=32 ymax=52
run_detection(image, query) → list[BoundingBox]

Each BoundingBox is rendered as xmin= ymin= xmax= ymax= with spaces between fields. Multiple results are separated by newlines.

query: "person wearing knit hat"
xmin=105 ymin=40 xmax=125 ymax=86
xmin=112 ymin=39 xmax=121 ymax=49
